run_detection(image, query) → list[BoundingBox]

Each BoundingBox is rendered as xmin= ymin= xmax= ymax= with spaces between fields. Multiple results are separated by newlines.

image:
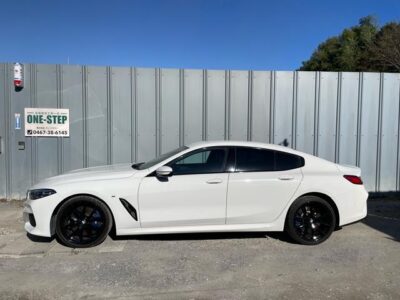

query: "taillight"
xmin=343 ymin=175 xmax=363 ymax=185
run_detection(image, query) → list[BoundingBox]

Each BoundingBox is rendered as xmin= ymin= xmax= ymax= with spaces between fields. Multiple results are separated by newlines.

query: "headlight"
xmin=28 ymin=189 xmax=56 ymax=200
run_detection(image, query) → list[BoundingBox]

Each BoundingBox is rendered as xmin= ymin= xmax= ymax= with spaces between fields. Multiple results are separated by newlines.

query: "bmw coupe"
xmin=24 ymin=141 xmax=368 ymax=248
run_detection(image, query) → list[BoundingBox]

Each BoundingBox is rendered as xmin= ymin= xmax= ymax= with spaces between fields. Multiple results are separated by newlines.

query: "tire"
xmin=55 ymin=196 xmax=113 ymax=248
xmin=285 ymin=196 xmax=336 ymax=245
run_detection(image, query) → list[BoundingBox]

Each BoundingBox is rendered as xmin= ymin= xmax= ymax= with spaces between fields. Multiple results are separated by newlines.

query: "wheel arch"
xmin=292 ymin=192 xmax=340 ymax=228
xmin=50 ymin=193 xmax=116 ymax=236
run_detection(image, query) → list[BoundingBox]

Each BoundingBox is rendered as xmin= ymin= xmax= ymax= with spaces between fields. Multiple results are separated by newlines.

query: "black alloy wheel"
xmin=286 ymin=196 xmax=336 ymax=245
xmin=55 ymin=196 xmax=112 ymax=248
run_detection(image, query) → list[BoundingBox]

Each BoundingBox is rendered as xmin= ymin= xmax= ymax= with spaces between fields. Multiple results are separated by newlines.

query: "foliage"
xmin=300 ymin=16 xmax=400 ymax=72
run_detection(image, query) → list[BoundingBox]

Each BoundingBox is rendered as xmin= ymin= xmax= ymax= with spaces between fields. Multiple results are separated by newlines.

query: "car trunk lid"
xmin=336 ymin=164 xmax=361 ymax=176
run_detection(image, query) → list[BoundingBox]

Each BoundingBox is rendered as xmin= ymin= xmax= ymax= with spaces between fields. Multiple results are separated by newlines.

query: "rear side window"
xmin=235 ymin=148 xmax=275 ymax=172
xmin=275 ymin=151 xmax=304 ymax=171
xmin=234 ymin=147 xmax=304 ymax=172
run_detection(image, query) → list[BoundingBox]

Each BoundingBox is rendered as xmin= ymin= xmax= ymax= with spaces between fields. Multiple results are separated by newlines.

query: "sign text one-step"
xmin=24 ymin=108 xmax=70 ymax=137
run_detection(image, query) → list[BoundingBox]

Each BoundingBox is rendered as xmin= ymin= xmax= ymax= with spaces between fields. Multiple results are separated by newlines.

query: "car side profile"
xmin=24 ymin=141 xmax=368 ymax=248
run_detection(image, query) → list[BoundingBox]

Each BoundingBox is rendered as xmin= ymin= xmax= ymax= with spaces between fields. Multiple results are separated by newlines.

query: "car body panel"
xmin=226 ymin=168 xmax=303 ymax=224
xmin=138 ymin=173 xmax=229 ymax=227
xmin=23 ymin=140 xmax=368 ymax=238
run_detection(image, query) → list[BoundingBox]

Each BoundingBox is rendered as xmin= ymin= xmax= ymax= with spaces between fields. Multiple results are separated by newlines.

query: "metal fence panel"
xmin=136 ymin=68 xmax=156 ymax=162
xmin=184 ymin=69 xmax=203 ymax=144
xmin=380 ymin=73 xmax=400 ymax=191
xmin=111 ymin=67 xmax=132 ymax=163
xmin=318 ymin=72 xmax=338 ymax=162
xmin=296 ymin=72 xmax=316 ymax=154
xmin=229 ymin=71 xmax=249 ymax=140
xmin=10 ymin=63 xmax=32 ymax=199
xmin=36 ymin=64 xmax=59 ymax=181
xmin=1 ymin=63 xmax=400 ymax=199
xmin=87 ymin=66 xmax=108 ymax=166
xmin=61 ymin=65 xmax=84 ymax=172
xmin=339 ymin=72 xmax=359 ymax=165
xmin=206 ymin=70 xmax=226 ymax=140
xmin=251 ymin=71 xmax=271 ymax=143
xmin=0 ymin=64 xmax=6 ymax=198
xmin=359 ymin=73 xmax=380 ymax=191
xmin=274 ymin=71 xmax=294 ymax=146
xmin=160 ymin=69 xmax=180 ymax=153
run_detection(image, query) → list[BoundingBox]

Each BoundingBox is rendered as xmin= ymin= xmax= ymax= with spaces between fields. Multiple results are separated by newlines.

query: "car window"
xmin=135 ymin=146 xmax=188 ymax=170
xmin=169 ymin=148 xmax=227 ymax=175
xmin=235 ymin=147 xmax=274 ymax=172
xmin=176 ymin=151 xmax=211 ymax=165
xmin=275 ymin=151 xmax=304 ymax=171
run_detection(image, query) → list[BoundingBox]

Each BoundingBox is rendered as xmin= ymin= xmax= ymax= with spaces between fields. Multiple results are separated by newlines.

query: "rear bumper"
xmin=341 ymin=208 xmax=367 ymax=226
xmin=341 ymin=215 xmax=367 ymax=228
xmin=338 ymin=187 xmax=368 ymax=226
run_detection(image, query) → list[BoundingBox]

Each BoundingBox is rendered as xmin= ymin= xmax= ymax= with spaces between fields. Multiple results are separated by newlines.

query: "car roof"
xmin=187 ymin=140 xmax=301 ymax=155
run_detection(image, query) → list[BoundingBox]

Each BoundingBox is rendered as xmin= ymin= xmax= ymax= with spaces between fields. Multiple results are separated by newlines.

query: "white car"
xmin=24 ymin=141 xmax=368 ymax=248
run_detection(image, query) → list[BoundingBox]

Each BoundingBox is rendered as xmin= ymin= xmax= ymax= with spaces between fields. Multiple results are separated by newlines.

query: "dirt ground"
xmin=0 ymin=198 xmax=399 ymax=299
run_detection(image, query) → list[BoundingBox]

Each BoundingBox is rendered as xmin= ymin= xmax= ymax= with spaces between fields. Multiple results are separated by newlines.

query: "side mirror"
xmin=156 ymin=166 xmax=173 ymax=177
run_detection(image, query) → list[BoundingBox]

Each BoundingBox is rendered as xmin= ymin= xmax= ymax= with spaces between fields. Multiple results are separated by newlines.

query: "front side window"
xmin=169 ymin=148 xmax=227 ymax=175
xmin=134 ymin=146 xmax=188 ymax=170
xmin=235 ymin=147 xmax=275 ymax=172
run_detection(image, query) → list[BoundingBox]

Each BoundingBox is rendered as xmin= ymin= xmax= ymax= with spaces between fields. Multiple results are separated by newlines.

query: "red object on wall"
xmin=14 ymin=63 xmax=23 ymax=88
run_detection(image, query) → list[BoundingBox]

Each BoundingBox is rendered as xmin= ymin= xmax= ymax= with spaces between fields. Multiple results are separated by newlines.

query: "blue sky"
xmin=1 ymin=0 xmax=399 ymax=70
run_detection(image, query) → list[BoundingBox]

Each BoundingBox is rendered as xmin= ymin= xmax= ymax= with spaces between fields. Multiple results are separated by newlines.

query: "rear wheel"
xmin=285 ymin=196 xmax=336 ymax=245
xmin=55 ymin=196 xmax=112 ymax=248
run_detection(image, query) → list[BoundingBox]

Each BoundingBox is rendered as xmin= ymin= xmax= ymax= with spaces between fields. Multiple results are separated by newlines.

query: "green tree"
xmin=300 ymin=37 xmax=341 ymax=71
xmin=369 ymin=22 xmax=400 ymax=72
xmin=299 ymin=16 xmax=400 ymax=72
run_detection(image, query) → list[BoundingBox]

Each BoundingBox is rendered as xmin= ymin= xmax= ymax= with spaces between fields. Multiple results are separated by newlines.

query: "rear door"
xmin=227 ymin=147 xmax=303 ymax=224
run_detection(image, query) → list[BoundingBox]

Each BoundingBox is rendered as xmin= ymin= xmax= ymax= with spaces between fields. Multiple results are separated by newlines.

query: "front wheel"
xmin=55 ymin=196 xmax=113 ymax=248
xmin=285 ymin=196 xmax=336 ymax=245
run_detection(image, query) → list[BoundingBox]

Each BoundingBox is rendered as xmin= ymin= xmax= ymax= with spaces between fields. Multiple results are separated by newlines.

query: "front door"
xmin=138 ymin=147 xmax=229 ymax=228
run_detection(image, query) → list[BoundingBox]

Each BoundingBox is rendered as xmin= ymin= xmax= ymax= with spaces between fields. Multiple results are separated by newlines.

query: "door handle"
xmin=278 ymin=176 xmax=294 ymax=181
xmin=206 ymin=178 xmax=223 ymax=184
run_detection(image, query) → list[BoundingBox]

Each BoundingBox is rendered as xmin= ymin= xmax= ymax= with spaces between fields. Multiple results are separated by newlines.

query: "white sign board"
xmin=24 ymin=108 xmax=70 ymax=137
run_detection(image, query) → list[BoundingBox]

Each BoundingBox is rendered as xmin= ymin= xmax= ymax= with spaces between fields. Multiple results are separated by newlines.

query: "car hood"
xmin=33 ymin=163 xmax=137 ymax=188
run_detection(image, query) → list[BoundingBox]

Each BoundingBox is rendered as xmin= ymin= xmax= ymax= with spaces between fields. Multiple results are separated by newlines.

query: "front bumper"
xmin=23 ymin=194 xmax=60 ymax=237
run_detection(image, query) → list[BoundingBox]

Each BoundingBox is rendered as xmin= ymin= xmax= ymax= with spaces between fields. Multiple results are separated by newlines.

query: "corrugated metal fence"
xmin=1 ymin=63 xmax=400 ymax=199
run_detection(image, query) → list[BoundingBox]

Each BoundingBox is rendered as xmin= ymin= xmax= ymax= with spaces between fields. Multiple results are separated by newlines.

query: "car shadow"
xmin=110 ymin=230 xmax=296 ymax=243
xmin=362 ymin=196 xmax=400 ymax=242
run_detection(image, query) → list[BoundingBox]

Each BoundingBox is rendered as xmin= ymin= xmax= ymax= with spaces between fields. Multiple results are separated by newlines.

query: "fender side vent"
xmin=119 ymin=198 xmax=138 ymax=221
xmin=29 ymin=213 xmax=36 ymax=227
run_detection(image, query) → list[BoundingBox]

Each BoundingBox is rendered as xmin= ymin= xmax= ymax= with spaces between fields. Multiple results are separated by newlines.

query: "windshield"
xmin=132 ymin=146 xmax=188 ymax=170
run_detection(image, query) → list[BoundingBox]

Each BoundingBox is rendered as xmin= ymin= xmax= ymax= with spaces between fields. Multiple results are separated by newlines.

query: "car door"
xmin=138 ymin=147 xmax=229 ymax=228
xmin=227 ymin=147 xmax=303 ymax=224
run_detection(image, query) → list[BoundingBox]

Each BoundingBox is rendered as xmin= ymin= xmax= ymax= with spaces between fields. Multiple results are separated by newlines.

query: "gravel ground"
xmin=0 ymin=199 xmax=399 ymax=299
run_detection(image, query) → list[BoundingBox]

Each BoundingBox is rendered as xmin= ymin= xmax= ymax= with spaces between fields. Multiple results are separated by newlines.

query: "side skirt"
xmin=116 ymin=222 xmax=284 ymax=236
